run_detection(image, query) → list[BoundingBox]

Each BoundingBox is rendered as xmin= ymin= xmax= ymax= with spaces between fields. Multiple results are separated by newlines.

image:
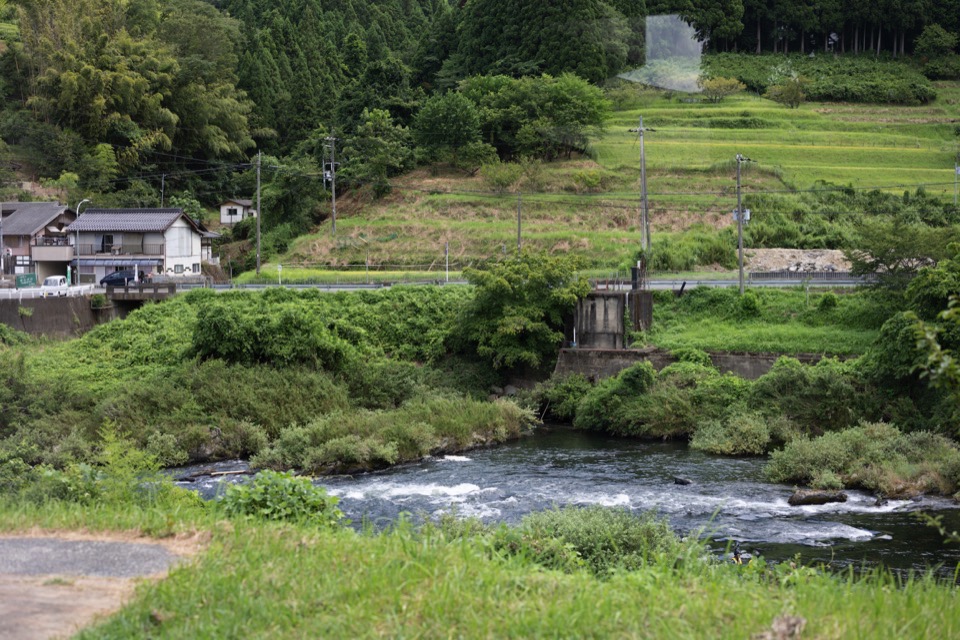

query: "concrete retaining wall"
xmin=555 ymin=347 xmax=834 ymax=381
xmin=0 ymin=297 xmax=119 ymax=338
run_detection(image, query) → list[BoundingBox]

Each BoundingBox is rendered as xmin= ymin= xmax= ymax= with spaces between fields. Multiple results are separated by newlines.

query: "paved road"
xmin=0 ymin=537 xmax=183 ymax=640
xmin=0 ymin=538 xmax=178 ymax=578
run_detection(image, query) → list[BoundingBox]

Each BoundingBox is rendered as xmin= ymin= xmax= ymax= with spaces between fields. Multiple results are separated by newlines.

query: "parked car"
xmin=40 ymin=275 xmax=68 ymax=297
xmin=99 ymin=270 xmax=140 ymax=286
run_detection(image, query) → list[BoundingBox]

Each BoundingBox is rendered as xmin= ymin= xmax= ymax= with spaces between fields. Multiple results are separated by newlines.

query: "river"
xmin=175 ymin=426 xmax=960 ymax=577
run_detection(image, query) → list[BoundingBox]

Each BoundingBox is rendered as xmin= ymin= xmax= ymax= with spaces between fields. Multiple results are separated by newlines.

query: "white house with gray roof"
xmin=66 ymin=208 xmax=207 ymax=284
xmin=0 ymin=202 xmax=76 ymax=279
xmin=219 ymin=198 xmax=257 ymax=225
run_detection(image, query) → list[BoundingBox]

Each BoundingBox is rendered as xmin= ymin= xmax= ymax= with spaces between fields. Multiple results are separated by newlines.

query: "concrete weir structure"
xmin=555 ymin=347 xmax=833 ymax=381
xmin=562 ymin=290 xmax=834 ymax=381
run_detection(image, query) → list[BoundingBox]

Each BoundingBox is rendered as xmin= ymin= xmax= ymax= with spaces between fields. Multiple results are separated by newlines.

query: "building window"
xmin=174 ymin=264 xmax=184 ymax=274
xmin=192 ymin=263 xmax=200 ymax=273
xmin=228 ymin=207 xmax=238 ymax=217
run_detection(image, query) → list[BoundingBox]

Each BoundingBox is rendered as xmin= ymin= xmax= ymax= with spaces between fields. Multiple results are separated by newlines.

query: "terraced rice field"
xmin=267 ymin=81 xmax=960 ymax=274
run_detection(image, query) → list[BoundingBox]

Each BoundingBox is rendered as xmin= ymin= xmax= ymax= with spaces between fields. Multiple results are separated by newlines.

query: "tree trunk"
xmin=854 ymin=25 xmax=858 ymax=54
xmin=876 ymin=27 xmax=881 ymax=57
xmin=801 ymin=30 xmax=805 ymax=54
xmin=756 ymin=19 xmax=761 ymax=54
xmin=869 ymin=26 xmax=874 ymax=53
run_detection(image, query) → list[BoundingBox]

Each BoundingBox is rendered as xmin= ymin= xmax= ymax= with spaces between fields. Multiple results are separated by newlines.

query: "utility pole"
xmin=517 ymin=192 xmax=522 ymax=253
xmin=325 ymin=135 xmax=338 ymax=236
xmin=256 ymin=151 xmax=262 ymax=276
xmin=629 ymin=117 xmax=654 ymax=252
xmin=0 ymin=200 xmax=5 ymax=277
xmin=955 ymin=162 xmax=958 ymax=206
xmin=735 ymin=154 xmax=754 ymax=295
xmin=445 ymin=241 xmax=449 ymax=283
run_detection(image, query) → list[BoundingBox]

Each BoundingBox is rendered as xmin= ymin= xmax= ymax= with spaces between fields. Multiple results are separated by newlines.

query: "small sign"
xmin=15 ymin=273 xmax=37 ymax=288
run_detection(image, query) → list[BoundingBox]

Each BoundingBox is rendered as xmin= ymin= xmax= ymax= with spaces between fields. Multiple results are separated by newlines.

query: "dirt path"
xmin=0 ymin=532 xmax=205 ymax=640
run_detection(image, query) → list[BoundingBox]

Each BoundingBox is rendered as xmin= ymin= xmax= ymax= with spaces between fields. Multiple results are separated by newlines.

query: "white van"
xmin=40 ymin=275 xmax=68 ymax=298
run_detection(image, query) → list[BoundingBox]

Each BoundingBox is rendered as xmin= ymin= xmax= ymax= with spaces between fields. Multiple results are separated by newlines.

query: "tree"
xmin=341 ymin=108 xmax=414 ymax=197
xmin=456 ymin=252 xmax=591 ymax=370
xmin=458 ymin=73 xmax=609 ymax=161
xmin=479 ymin=161 xmax=523 ymax=194
xmin=698 ymin=76 xmax=746 ymax=103
xmin=915 ymin=296 xmax=960 ymax=418
xmin=914 ymin=24 xmax=959 ymax=60
xmin=456 ymin=0 xmax=633 ymax=83
xmin=413 ymin=91 xmax=481 ymax=165
xmin=844 ymin=218 xmax=959 ymax=291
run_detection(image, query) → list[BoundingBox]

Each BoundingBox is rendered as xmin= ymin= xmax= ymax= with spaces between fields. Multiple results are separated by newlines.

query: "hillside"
xmin=243 ymin=81 xmax=960 ymax=278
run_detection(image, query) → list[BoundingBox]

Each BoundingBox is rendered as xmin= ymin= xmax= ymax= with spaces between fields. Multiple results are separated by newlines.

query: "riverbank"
xmin=2 ymin=495 xmax=958 ymax=640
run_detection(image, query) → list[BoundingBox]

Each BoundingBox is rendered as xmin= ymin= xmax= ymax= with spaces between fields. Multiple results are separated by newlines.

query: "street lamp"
xmin=73 ymin=199 xmax=91 ymax=285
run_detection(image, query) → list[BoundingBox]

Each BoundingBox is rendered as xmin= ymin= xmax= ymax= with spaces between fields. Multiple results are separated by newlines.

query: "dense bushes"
xmin=765 ymin=422 xmax=960 ymax=497
xmin=0 ymin=285 xmax=517 ymax=473
xmin=253 ymin=395 xmax=531 ymax=473
xmin=705 ymin=54 xmax=937 ymax=105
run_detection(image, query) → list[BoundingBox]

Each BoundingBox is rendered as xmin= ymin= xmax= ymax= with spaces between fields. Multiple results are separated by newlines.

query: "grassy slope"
xmin=648 ymin=288 xmax=882 ymax=355
xmin=257 ymin=81 xmax=960 ymax=278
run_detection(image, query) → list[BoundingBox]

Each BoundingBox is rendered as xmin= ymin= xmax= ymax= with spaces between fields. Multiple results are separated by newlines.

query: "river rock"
xmin=503 ymin=385 xmax=518 ymax=397
xmin=673 ymin=477 xmax=693 ymax=485
xmin=788 ymin=489 xmax=847 ymax=506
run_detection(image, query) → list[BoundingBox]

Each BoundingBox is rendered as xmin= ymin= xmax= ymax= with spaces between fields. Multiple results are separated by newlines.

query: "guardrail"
xmin=0 ymin=285 xmax=96 ymax=300
xmin=748 ymin=270 xmax=857 ymax=281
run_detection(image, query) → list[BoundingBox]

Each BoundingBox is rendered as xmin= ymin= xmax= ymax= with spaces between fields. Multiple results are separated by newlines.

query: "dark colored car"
xmin=99 ymin=270 xmax=139 ymax=286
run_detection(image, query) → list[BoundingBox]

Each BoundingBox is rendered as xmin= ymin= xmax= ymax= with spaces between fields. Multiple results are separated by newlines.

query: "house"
xmin=219 ymin=198 xmax=257 ymax=225
xmin=66 ymin=208 xmax=207 ymax=284
xmin=0 ymin=202 xmax=76 ymax=280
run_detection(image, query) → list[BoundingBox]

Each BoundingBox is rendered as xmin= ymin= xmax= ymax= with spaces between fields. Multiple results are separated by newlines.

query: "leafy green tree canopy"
xmin=456 ymin=252 xmax=591 ymax=370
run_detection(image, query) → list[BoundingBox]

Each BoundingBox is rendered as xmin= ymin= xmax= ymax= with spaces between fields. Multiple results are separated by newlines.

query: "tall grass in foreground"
xmin=69 ymin=519 xmax=959 ymax=640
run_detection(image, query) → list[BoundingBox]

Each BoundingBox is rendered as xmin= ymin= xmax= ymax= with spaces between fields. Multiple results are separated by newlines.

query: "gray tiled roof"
xmin=1 ymin=202 xmax=71 ymax=236
xmin=67 ymin=208 xmax=190 ymax=233
xmin=223 ymin=198 xmax=253 ymax=207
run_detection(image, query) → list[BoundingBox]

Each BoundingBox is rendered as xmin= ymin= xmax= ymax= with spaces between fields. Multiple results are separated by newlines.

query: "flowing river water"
xmin=175 ymin=426 xmax=960 ymax=577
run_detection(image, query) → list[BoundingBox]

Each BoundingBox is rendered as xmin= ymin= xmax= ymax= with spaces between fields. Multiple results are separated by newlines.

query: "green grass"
xmin=2 ymin=499 xmax=957 ymax=640
xmin=647 ymin=287 xmax=881 ymax=355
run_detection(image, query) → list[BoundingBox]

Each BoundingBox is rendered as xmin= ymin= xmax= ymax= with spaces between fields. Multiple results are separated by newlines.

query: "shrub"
xmin=479 ymin=161 xmax=523 ymax=194
xmin=220 ymin=470 xmax=344 ymax=525
xmin=764 ymin=422 xmax=960 ymax=496
xmin=573 ymin=363 xmax=656 ymax=432
xmin=697 ymin=76 xmax=745 ymax=103
xmin=765 ymin=76 xmax=808 ymax=109
xmin=817 ymin=292 xmax=839 ymax=311
xmin=749 ymin=358 xmax=857 ymax=433
xmin=535 ymin=373 xmax=593 ymax=422
xmin=738 ymin=291 xmax=761 ymax=317
xmin=691 ymin=407 xmax=771 ymax=456
xmin=512 ymin=506 xmax=680 ymax=575
xmin=669 ymin=348 xmax=713 ymax=368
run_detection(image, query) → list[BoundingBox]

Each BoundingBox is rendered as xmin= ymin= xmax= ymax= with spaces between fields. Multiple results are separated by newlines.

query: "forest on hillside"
xmin=0 ymin=0 xmax=958 ymax=271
